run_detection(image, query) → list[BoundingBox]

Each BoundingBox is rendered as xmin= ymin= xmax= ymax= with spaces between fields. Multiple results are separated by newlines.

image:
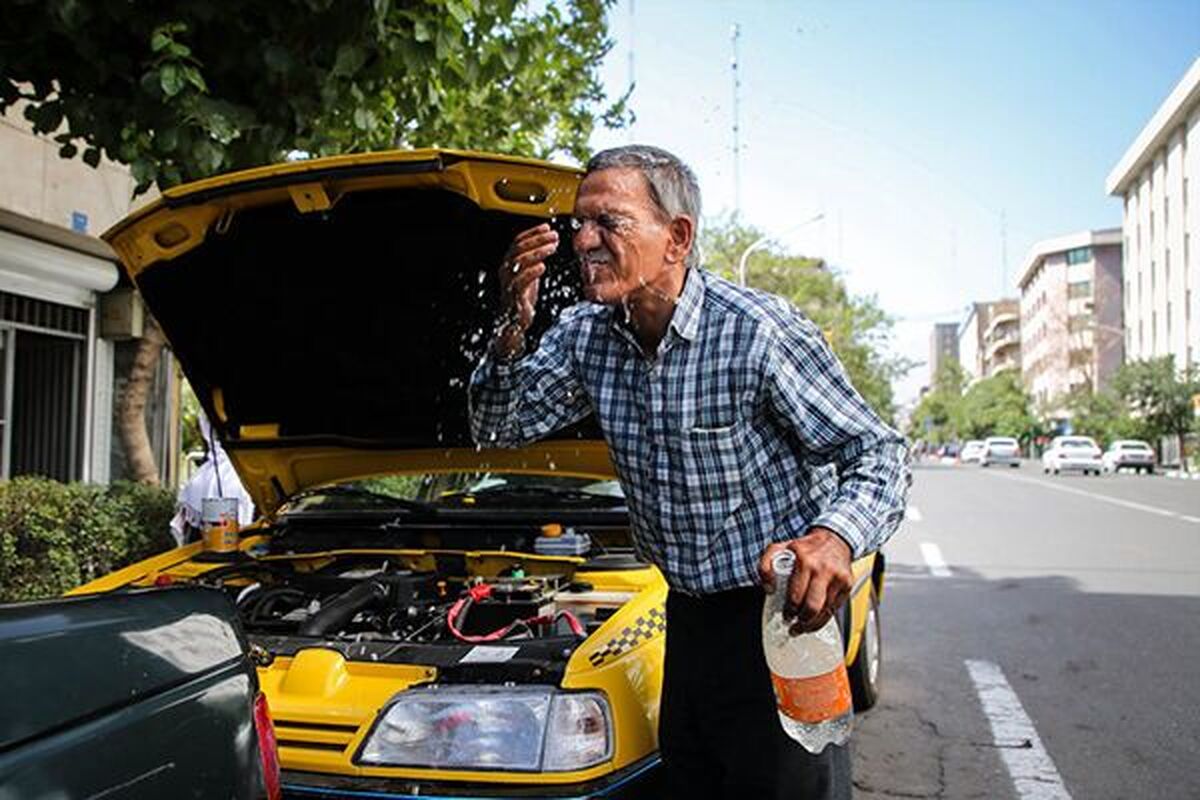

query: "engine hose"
xmin=299 ymin=580 xmax=390 ymax=637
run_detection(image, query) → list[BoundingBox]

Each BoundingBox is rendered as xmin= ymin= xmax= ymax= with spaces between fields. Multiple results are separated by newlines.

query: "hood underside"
xmin=104 ymin=150 xmax=607 ymax=514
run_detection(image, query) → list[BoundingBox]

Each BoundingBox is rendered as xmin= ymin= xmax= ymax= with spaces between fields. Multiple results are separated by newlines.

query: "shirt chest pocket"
xmin=673 ymin=424 xmax=745 ymax=531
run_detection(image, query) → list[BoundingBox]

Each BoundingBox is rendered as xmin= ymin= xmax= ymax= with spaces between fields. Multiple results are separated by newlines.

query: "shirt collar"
xmin=668 ymin=267 xmax=705 ymax=342
xmin=605 ymin=267 xmax=705 ymax=347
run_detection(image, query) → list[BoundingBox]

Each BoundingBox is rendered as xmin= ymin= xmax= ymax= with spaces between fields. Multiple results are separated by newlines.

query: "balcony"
xmin=985 ymin=328 xmax=1020 ymax=360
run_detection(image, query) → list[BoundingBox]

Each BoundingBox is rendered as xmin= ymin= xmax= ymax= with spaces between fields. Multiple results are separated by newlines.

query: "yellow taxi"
xmin=77 ymin=150 xmax=886 ymax=798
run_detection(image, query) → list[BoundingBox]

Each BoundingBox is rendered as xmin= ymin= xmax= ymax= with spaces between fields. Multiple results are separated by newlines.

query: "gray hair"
xmin=586 ymin=145 xmax=702 ymax=268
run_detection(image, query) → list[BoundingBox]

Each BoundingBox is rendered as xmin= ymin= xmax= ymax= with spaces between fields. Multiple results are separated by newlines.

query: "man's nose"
xmin=573 ymin=222 xmax=601 ymax=253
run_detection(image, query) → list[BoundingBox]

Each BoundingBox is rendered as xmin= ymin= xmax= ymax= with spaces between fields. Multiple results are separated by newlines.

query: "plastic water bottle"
xmin=762 ymin=550 xmax=853 ymax=753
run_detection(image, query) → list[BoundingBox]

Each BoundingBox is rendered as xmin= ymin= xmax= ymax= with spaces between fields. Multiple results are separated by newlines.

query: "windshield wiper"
xmin=458 ymin=484 xmax=626 ymax=506
xmin=286 ymin=485 xmax=437 ymax=514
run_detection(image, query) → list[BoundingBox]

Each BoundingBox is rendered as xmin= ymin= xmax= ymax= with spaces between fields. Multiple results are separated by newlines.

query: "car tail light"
xmin=254 ymin=692 xmax=282 ymax=800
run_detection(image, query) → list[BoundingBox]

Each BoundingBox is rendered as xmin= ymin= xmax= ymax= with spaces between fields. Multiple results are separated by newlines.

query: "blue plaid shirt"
xmin=469 ymin=268 xmax=910 ymax=594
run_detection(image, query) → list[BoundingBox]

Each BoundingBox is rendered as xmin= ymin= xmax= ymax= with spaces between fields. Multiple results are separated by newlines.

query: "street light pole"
xmin=737 ymin=212 xmax=825 ymax=287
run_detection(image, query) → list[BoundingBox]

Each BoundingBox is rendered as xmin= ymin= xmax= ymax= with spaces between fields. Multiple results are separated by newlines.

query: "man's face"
xmin=571 ymin=167 xmax=672 ymax=305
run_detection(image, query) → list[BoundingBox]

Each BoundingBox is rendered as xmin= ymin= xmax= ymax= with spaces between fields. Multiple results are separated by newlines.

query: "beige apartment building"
xmin=959 ymin=299 xmax=1020 ymax=384
xmin=0 ymin=106 xmax=176 ymax=484
xmin=1018 ymin=229 xmax=1124 ymax=423
xmin=1106 ymin=57 xmax=1199 ymax=370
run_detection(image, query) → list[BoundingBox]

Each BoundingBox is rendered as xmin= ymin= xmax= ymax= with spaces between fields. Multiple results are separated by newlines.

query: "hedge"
xmin=0 ymin=477 xmax=177 ymax=602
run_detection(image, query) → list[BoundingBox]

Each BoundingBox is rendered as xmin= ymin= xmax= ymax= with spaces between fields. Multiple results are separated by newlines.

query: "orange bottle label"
xmin=770 ymin=667 xmax=853 ymax=723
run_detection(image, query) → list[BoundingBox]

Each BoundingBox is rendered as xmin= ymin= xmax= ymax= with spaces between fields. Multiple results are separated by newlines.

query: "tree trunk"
xmin=116 ymin=316 xmax=167 ymax=485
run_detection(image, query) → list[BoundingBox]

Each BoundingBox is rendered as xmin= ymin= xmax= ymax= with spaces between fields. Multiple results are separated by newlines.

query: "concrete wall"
xmin=0 ymin=104 xmax=143 ymax=233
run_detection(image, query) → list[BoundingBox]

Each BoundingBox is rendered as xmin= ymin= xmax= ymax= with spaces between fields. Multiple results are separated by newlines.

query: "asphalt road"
xmin=852 ymin=462 xmax=1200 ymax=799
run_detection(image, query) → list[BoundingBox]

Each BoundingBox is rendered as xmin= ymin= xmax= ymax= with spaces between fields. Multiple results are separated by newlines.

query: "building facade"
xmin=959 ymin=300 xmax=1021 ymax=385
xmin=982 ymin=298 xmax=1021 ymax=377
xmin=1106 ymin=57 xmax=1200 ymax=371
xmin=958 ymin=303 xmax=987 ymax=384
xmin=1018 ymin=229 xmax=1124 ymax=420
xmin=0 ymin=105 xmax=177 ymax=485
xmin=929 ymin=322 xmax=960 ymax=385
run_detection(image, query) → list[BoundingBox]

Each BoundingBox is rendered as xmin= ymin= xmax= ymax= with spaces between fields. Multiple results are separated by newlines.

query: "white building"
xmin=1018 ymin=230 xmax=1124 ymax=422
xmin=0 ymin=105 xmax=177 ymax=485
xmin=1106 ymin=57 xmax=1200 ymax=370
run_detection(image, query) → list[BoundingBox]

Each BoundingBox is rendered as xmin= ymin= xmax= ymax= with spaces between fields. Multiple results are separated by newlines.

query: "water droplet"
xmin=477 ymin=270 xmax=487 ymax=284
xmin=547 ymin=460 xmax=557 ymax=470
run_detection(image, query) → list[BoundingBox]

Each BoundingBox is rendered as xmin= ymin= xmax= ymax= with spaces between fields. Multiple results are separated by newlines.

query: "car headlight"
xmin=358 ymin=685 xmax=613 ymax=772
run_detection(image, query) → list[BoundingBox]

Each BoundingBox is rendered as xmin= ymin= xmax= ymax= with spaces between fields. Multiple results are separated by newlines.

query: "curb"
xmin=1163 ymin=470 xmax=1200 ymax=481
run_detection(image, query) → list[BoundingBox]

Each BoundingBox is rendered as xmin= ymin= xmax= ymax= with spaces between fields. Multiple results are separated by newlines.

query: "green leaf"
xmin=413 ymin=18 xmax=432 ymax=42
xmin=332 ymin=44 xmax=366 ymax=76
xmin=159 ymin=64 xmax=185 ymax=97
xmin=151 ymin=31 xmax=172 ymax=52
xmin=130 ymin=158 xmax=156 ymax=187
xmin=446 ymin=0 xmax=470 ymax=25
xmin=353 ymin=107 xmax=374 ymax=130
xmin=183 ymin=66 xmax=207 ymax=92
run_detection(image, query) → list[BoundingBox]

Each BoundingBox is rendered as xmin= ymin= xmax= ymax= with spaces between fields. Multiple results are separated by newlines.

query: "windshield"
xmin=285 ymin=471 xmax=626 ymax=512
xmin=1118 ymin=442 xmax=1151 ymax=451
xmin=987 ymin=438 xmax=1018 ymax=446
xmin=1061 ymin=439 xmax=1097 ymax=449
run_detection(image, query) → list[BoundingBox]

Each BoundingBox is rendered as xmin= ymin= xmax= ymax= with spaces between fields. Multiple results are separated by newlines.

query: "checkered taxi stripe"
xmin=587 ymin=605 xmax=666 ymax=667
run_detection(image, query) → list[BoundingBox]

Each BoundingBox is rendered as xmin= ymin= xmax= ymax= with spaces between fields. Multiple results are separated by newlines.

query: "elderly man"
xmin=469 ymin=145 xmax=909 ymax=799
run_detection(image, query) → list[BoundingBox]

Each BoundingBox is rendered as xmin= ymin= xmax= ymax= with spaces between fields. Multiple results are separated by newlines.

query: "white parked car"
xmin=1102 ymin=440 xmax=1156 ymax=474
xmin=1042 ymin=436 xmax=1103 ymax=475
xmin=960 ymin=440 xmax=986 ymax=464
xmin=981 ymin=436 xmax=1021 ymax=467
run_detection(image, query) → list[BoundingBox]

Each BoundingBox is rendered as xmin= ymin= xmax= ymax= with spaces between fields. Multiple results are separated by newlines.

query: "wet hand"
xmin=499 ymin=223 xmax=559 ymax=332
xmin=759 ymin=528 xmax=853 ymax=635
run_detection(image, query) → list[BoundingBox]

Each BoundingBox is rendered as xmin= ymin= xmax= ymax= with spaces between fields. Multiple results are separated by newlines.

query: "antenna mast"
xmin=731 ymin=22 xmax=741 ymax=218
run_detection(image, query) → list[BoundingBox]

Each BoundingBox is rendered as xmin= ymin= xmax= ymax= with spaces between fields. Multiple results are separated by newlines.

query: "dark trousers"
xmin=660 ymin=588 xmax=851 ymax=800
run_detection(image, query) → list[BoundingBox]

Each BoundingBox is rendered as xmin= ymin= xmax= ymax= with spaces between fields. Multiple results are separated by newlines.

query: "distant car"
xmin=981 ymin=436 xmax=1021 ymax=467
xmin=1042 ymin=436 xmax=1103 ymax=475
xmin=960 ymin=440 xmax=986 ymax=464
xmin=1102 ymin=440 xmax=1156 ymax=474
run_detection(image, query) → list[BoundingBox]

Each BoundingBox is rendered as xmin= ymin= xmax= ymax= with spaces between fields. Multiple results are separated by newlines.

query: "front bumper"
xmin=281 ymin=756 xmax=662 ymax=800
xmin=982 ymin=454 xmax=1020 ymax=465
xmin=1053 ymin=459 xmax=1101 ymax=472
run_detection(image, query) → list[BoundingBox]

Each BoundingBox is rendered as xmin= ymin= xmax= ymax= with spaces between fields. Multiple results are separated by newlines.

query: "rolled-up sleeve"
xmin=468 ymin=309 xmax=592 ymax=448
xmin=764 ymin=318 xmax=911 ymax=557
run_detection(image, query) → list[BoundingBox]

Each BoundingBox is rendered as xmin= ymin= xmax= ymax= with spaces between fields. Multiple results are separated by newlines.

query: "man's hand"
xmin=493 ymin=223 xmax=559 ymax=359
xmin=759 ymin=528 xmax=853 ymax=636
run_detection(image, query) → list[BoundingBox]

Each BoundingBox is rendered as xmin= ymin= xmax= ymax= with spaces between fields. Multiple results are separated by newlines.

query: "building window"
xmin=1068 ymin=314 xmax=1093 ymax=334
xmin=1150 ymin=211 xmax=1155 ymax=242
xmin=1151 ymin=260 xmax=1156 ymax=293
xmin=1065 ymin=247 xmax=1092 ymax=265
xmin=1138 ymin=320 xmax=1143 ymax=351
xmin=1164 ymin=197 xmax=1169 ymax=233
xmin=1068 ymin=281 xmax=1093 ymax=299
xmin=1152 ymin=311 xmax=1157 ymax=353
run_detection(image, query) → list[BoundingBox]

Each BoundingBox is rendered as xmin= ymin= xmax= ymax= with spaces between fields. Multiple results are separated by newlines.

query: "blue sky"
xmin=587 ymin=0 xmax=1200 ymax=405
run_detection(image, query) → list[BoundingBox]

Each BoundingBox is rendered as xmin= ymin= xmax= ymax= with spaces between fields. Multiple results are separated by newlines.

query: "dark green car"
xmin=0 ymin=586 xmax=280 ymax=798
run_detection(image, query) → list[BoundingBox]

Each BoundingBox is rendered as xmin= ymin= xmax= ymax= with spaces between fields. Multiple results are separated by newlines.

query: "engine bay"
xmin=180 ymin=544 xmax=643 ymax=679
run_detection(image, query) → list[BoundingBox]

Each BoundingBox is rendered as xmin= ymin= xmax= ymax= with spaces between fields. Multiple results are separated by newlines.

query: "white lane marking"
xmin=919 ymin=542 xmax=951 ymax=577
xmin=966 ymin=659 xmax=1072 ymax=799
xmin=993 ymin=472 xmax=1198 ymax=523
xmin=907 ymin=504 xmax=924 ymax=522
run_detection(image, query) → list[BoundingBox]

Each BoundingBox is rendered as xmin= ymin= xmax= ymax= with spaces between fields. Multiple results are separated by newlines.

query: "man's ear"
xmin=665 ymin=215 xmax=696 ymax=266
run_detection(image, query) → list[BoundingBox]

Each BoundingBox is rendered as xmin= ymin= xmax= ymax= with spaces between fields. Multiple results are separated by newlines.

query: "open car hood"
xmin=103 ymin=149 xmax=610 ymax=515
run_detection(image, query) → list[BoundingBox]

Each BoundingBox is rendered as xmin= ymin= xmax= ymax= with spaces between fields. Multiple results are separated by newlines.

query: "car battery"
xmin=459 ymin=576 xmax=560 ymax=636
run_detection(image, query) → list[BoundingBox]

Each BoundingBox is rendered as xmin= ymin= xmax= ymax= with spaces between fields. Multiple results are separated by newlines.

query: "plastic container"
xmin=201 ymin=496 xmax=240 ymax=553
xmin=761 ymin=550 xmax=853 ymax=753
xmin=534 ymin=526 xmax=592 ymax=556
